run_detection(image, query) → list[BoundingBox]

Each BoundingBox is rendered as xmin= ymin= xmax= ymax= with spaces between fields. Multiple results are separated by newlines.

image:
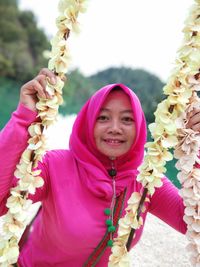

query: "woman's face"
xmin=94 ymin=90 xmax=136 ymax=158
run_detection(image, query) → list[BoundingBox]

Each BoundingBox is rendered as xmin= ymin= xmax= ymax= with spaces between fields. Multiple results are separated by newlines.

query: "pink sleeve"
xmin=148 ymin=177 xmax=187 ymax=234
xmin=0 ymin=103 xmax=49 ymax=215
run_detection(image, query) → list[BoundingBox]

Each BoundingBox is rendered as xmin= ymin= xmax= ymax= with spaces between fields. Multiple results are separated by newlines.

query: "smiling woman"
xmin=0 ymin=75 xmax=198 ymax=266
xmin=1 ymin=0 xmax=200 ymax=267
xmin=94 ymin=89 xmax=136 ymax=158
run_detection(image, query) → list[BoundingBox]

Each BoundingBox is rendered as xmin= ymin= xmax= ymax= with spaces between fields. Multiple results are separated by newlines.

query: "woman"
xmin=0 ymin=68 xmax=199 ymax=266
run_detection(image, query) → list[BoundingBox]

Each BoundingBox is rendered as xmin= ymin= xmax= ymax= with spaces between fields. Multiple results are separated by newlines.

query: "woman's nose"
xmin=108 ymin=119 xmax=122 ymax=134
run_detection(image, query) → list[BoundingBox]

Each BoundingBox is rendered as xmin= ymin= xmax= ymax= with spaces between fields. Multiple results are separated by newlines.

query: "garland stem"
xmin=126 ymin=187 xmax=148 ymax=251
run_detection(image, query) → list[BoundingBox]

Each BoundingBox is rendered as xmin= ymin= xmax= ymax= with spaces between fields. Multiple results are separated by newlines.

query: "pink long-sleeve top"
xmin=0 ymin=84 xmax=187 ymax=267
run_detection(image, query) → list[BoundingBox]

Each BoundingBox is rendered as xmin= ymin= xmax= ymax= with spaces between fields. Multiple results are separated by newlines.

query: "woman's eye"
xmin=97 ymin=115 xmax=109 ymax=121
xmin=122 ymin=117 xmax=134 ymax=123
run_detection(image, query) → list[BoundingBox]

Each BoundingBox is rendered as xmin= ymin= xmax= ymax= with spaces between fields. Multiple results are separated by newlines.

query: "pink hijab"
xmin=69 ymin=84 xmax=147 ymax=199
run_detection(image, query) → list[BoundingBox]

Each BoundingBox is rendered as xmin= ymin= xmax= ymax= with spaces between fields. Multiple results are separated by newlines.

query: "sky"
xmin=19 ymin=0 xmax=192 ymax=82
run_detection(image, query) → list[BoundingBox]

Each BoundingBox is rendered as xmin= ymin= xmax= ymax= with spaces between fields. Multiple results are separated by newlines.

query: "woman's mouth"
xmin=104 ymin=138 xmax=124 ymax=146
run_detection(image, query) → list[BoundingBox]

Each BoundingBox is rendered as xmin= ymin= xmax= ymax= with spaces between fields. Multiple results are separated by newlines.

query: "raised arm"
xmin=0 ymin=69 xmax=56 ymax=214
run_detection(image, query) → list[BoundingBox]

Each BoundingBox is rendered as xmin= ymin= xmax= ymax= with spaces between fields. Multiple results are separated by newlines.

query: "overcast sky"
xmin=19 ymin=0 xmax=192 ymax=82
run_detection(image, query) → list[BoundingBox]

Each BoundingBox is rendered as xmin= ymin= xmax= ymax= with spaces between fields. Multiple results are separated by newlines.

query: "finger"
xmin=36 ymin=74 xmax=56 ymax=99
xmin=35 ymin=74 xmax=47 ymax=88
xmin=31 ymin=80 xmax=48 ymax=99
xmin=21 ymin=80 xmax=46 ymax=99
xmin=34 ymin=75 xmax=50 ymax=98
xmin=39 ymin=68 xmax=57 ymax=84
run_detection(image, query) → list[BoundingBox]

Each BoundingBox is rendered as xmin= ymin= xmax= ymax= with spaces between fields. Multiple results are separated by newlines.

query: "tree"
xmin=0 ymin=0 xmax=50 ymax=81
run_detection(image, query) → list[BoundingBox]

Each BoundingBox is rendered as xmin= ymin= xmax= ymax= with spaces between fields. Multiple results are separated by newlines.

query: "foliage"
xmin=0 ymin=1 xmax=50 ymax=82
xmin=0 ymin=77 xmax=22 ymax=129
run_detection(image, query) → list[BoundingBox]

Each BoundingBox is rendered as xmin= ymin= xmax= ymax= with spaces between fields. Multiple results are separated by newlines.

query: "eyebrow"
xmin=100 ymin=108 xmax=133 ymax=114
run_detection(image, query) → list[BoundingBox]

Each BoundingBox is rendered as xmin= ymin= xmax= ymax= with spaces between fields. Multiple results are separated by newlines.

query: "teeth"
xmin=107 ymin=139 xmax=121 ymax=143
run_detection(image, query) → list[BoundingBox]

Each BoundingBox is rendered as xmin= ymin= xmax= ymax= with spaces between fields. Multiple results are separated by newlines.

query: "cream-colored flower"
xmin=55 ymin=76 xmax=65 ymax=94
xmin=145 ymin=142 xmax=173 ymax=163
xmin=33 ymin=150 xmax=46 ymax=165
xmin=19 ymin=173 xmax=44 ymax=195
xmin=126 ymin=192 xmax=141 ymax=207
xmin=118 ymin=217 xmax=131 ymax=237
xmin=160 ymin=134 xmax=178 ymax=148
xmin=129 ymin=213 xmax=143 ymax=229
xmin=49 ymin=52 xmax=71 ymax=74
xmin=58 ymin=0 xmax=87 ymax=14
xmin=13 ymin=209 xmax=30 ymax=223
xmin=28 ymin=123 xmax=43 ymax=137
xmin=0 ymin=243 xmax=19 ymax=265
xmin=36 ymin=99 xmax=48 ymax=112
xmin=21 ymin=149 xmax=32 ymax=164
xmin=155 ymin=100 xmax=178 ymax=125
xmin=137 ymin=167 xmax=163 ymax=195
xmin=168 ymin=88 xmax=192 ymax=107
xmin=55 ymin=92 xmax=64 ymax=105
xmin=28 ymin=134 xmax=46 ymax=151
xmin=2 ymin=212 xmax=24 ymax=238
xmin=109 ymin=243 xmax=131 ymax=267
xmin=149 ymin=123 xmax=164 ymax=139
xmin=46 ymin=76 xmax=65 ymax=96
xmin=6 ymin=192 xmax=24 ymax=214
xmin=14 ymin=162 xmax=32 ymax=178
xmin=56 ymin=4 xmax=80 ymax=33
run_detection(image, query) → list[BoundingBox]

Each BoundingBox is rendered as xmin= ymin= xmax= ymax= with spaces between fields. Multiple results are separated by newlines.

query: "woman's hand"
xmin=187 ymin=108 xmax=200 ymax=132
xmin=19 ymin=68 xmax=57 ymax=112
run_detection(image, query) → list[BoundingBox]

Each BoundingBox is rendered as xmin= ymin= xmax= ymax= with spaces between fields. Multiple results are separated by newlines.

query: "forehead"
xmin=101 ymin=90 xmax=132 ymax=110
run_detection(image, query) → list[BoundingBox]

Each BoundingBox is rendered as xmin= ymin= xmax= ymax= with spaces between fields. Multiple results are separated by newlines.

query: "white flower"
xmin=0 ymin=238 xmax=19 ymax=264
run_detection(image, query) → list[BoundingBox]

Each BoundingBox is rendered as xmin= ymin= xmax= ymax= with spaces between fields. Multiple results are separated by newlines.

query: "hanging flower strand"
xmin=0 ymin=1 xmax=87 ymax=266
xmin=173 ymin=1 xmax=200 ymax=265
xmin=109 ymin=1 xmax=200 ymax=266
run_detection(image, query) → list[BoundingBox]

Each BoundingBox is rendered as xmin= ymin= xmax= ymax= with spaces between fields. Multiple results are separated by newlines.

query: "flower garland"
xmin=174 ymin=2 xmax=200 ymax=264
xmin=108 ymin=0 xmax=200 ymax=266
xmin=1 ymin=0 xmax=200 ymax=266
xmin=0 ymin=1 xmax=87 ymax=266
